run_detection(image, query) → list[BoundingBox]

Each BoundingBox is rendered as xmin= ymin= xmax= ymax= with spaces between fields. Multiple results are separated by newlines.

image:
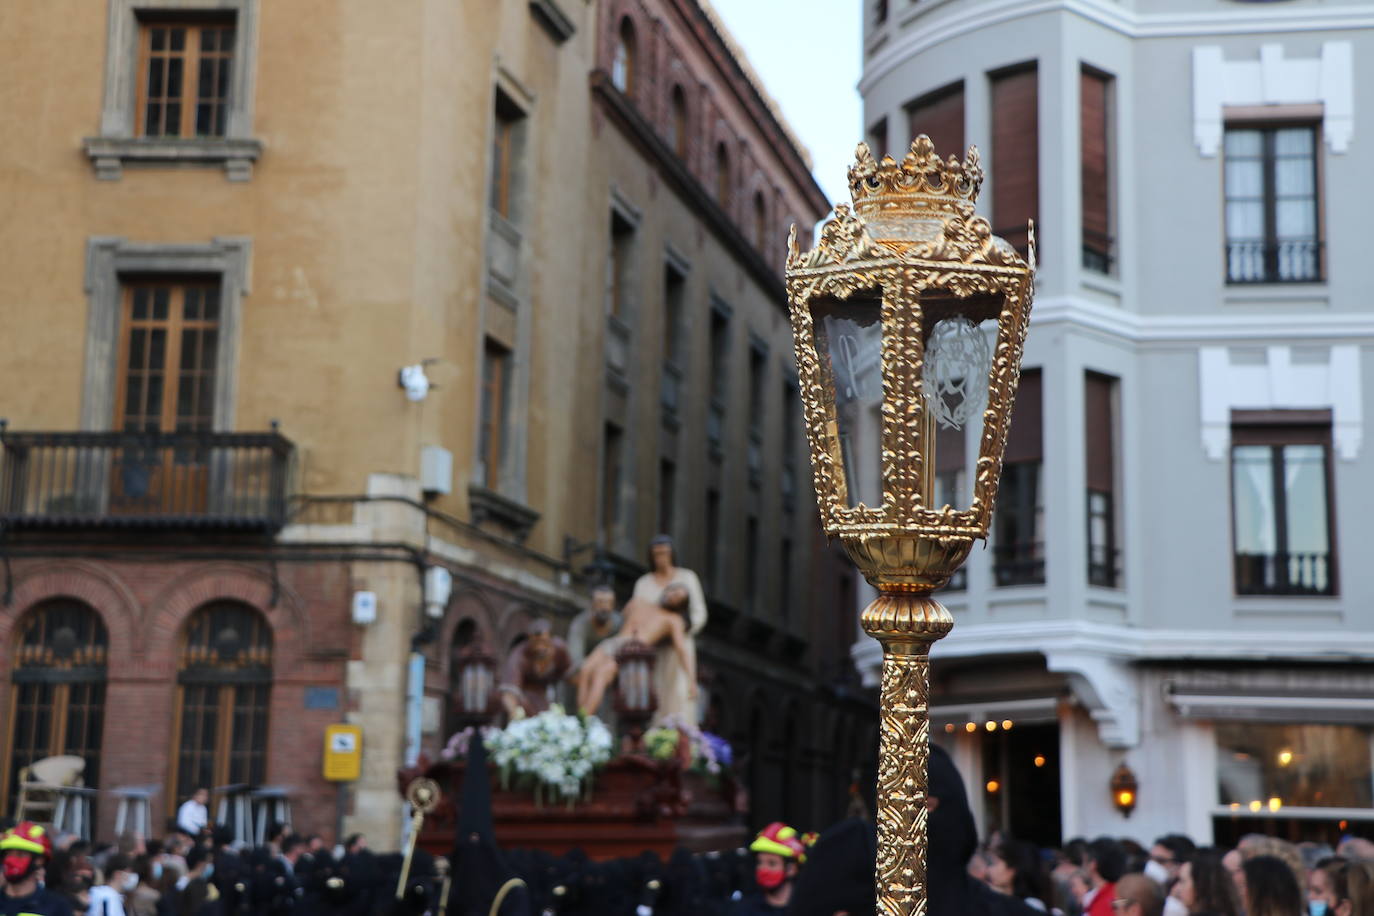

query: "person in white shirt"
xmin=88 ymin=853 xmax=137 ymax=916
xmin=175 ymin=788 xmax=209 ymax=837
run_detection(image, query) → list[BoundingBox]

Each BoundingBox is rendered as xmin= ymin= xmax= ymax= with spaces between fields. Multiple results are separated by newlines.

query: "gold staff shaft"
xmin=395 ymin=808 xmax=426 ymax=900
xmin=861 ymin=591 xmax=948 ymax=916
xmin=437 ymin=873 xmax=452 ymax=916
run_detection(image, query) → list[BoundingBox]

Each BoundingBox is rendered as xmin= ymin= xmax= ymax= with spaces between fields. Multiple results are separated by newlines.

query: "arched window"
xmin=611 ymin=17 xmax=636 ymax=96
xmin=669 ymin=86 xmax=688 ymax=158
xmin=171 ymin=602 xmax=272 ymax=807
xmin=753 ymin=191 xmax=767 ymax=251
xmin=715 ymin=142 xmax=731 ymax=207
xmin=3 ymin=600 xmax=108 ymax=816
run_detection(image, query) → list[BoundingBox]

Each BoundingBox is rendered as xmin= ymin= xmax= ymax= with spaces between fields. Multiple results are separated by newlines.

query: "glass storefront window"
xmin=1217 ymin=723 xmax=1373 ymax=809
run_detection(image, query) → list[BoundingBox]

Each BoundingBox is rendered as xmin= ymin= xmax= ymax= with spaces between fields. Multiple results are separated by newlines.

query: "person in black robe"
xmin=451 ymin=733 xmax=532 ymax=916
xmin=784 ymin=819 xmax=875 ymax=916
xmin=927 ymin=744 xmax=1041 ymax=916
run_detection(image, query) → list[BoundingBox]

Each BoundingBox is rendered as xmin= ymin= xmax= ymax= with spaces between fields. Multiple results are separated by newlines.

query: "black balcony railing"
xmin=0 ymin=429 xmax=293 ymax=531
xmin=1082 ymin=229 xmax=1114 ymax=274
xmin=1226 ymin=239 xmax=1322 ymax=284
xmin=1235 ymin=550 xmax=1334 ymax=596
xmin=993 ymin=541 xmax=1045 ymax=587
xmin=1088 ymin=547 xmax=1121 ymax=588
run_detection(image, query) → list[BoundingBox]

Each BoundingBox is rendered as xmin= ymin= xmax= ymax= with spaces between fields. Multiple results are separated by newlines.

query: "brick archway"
xmin=144 ymin=564 xmax=307 ymax=675
xmin=0 ymin=561 xmax=140 ymax=677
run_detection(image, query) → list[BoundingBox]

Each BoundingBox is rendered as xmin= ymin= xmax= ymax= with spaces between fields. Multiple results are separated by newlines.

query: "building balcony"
xmin=1234 ymin=550 xmax=1334 ymax=596
xmin=1226 ymin=239 xmax=1322 ymax=285
xmin=993 ymin=541 xmax=1046 ymax=587
xmin=0 ymin=428 xmax=293 ymax=532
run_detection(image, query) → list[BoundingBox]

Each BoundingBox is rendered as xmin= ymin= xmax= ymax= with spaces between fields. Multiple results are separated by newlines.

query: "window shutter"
xmin=907 ymin=81 xmax=965 ymax=159
xmin=991 ymin=64 xmax=1039 ymax=254
xmin=1004 ymin=368 xmax=1042 ymax=464
xmin=1080 ymin=70 xmax=1111 ymax=265
xmin=1085 ymin=372 xmax=1115 ymax=493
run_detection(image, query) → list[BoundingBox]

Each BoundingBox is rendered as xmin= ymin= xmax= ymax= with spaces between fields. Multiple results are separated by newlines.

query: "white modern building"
xmin=855 ymin=0 xmax=1374 ymax=848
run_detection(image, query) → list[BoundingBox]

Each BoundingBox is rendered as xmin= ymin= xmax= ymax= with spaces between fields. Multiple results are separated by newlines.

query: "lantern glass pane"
xmin=921 ymin=290 xmax=1001 ymax=511
xmin=812 ymin=292 xmax=884 ymax=509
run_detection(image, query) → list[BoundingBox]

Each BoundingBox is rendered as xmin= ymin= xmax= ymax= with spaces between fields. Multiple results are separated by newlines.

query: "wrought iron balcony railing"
xmin=1234 ymin=550 xmax=1334 ymax=596
xmin=0 ymin=428 xmax=293 ymax=531
xmin=1226 ymin=239 xmax=1322 ymax=284
xmin=993 ymin=541 xmax=1046 ymax=587
xmin=1088 ymin=546 xmax=1121 ymax=589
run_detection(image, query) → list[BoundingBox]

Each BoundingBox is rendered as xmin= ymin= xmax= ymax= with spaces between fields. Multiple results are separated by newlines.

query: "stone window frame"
xmin=84 ymin=0 xmax=262 ymax=181
xmin=82 ymin=236 xmax=251 ymax=432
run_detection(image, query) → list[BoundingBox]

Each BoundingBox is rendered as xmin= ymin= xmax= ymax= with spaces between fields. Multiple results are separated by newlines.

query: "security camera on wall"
xmin=398 ymin=364 xmax=431 ymax=401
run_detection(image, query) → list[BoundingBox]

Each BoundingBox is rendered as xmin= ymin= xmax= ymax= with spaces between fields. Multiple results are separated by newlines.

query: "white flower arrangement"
xmin=484 ymin=705 xmax=615 ymax=804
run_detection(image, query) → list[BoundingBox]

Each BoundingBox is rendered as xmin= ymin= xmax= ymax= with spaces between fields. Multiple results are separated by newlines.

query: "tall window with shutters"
xmin=2 ymin=601 xmax=108 ymax=818
xmin=171 ymin=602 xmax=271 ymax=808
xmin=1085 ymin=372 xmax=1120 ymax=587
xmin=137 ymin=20 xmax=235 ymax=139
xmin=990 ymin=64 xmax=1039 ymax=255
xmin=601 ymin=423 xmax=624 ymax=547
xmin=114 ymin=281 xmax=220 ymax=514
xmin=489 ymin=92 xmax=527 ymax=225
xmin=707 ymin=306 xmax=731 ymax=454
xmin=994 ymin=369 xmax=1043 ymax=586
xmin=1223 ymin=124 xmax=1321 ymax=284
xmin=661 ymin=262 xmax=687 ymax=420
xmin=669 ymin=86 xmax=688 ymax=159
xmin=478 ymin=340 xmax=510 ymax=491
xmin=715 ymin=143 xmax=732 ymax=208
xmin=1080 ymin=68 xmax=1114 ymax=273
xmin=611 ymin=17 xmax=636 ymax=97
xmin=118 ymin=282 xmax=220 ymax=435
xmin=1231 ymin=412 xmax=1335 ymax=596
xmin=907 ymin=80 xmax=965 ymax=159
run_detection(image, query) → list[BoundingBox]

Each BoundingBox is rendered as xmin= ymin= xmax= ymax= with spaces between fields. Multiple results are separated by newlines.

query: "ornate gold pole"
xmin=861 ymin=590 xmax=952 ymax=916
xmin=395 ymin=777 xmax=440 ymax=900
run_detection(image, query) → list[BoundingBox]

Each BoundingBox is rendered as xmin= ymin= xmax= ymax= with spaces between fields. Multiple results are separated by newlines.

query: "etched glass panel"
xmin=812 ymin=292 xmax=884 ymax=509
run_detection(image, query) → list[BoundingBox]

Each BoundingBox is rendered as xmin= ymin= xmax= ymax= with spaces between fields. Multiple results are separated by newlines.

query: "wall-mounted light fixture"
xmin=1111 ymin=762 xmax=1138 ymax=817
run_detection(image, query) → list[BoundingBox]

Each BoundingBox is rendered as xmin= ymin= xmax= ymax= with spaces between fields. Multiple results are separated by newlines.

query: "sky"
xmin=709 ymin=1 xmax=863 ymax=209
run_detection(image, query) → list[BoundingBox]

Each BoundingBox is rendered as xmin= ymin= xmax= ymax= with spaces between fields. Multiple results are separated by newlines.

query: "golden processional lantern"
xmin=785 ymin=136 xmax=1035 ymax=914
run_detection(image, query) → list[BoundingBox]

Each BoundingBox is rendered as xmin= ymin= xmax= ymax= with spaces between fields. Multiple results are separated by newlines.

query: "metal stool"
xmin=110 ymin=785 xmax=158 ymax=839
xmin=250 ymin=786 xmax=293 ymax=845
xmin=214 ymin=784 xmax=253 ymax=847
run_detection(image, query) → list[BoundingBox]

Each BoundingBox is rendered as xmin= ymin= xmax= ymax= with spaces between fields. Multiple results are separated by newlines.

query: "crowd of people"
xmin=5 ymin=743 xmax=1374 ymax=915
xmin=0 ymin=814 xmax=419 ymax=916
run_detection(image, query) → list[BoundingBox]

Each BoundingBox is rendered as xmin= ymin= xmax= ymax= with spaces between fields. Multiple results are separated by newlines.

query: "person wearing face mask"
xmin=0 ymin=822 xmax=74 ymax=916
xmin=1147 ymin=836 xmax=1197 ymax=916
xmin=125 ymin=857 xmax=163 ymax=916
xmin=728 ymin=822 xmax=805 ymax=915
xmin=88 ymin=853 xmax=137 ymax=916
xmin=1307 ymin=857 xmax=1374 ymax=916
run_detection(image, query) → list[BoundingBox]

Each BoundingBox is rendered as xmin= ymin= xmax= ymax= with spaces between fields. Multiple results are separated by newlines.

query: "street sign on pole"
xmin=323 ymin=724 xmax=362 ymax=782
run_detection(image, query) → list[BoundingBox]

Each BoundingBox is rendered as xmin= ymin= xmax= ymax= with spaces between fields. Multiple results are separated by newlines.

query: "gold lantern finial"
xmin=848 ymin=137 xmax=983 ymax=223
xmin=784 ymin=134 xmax=1035 ymax=916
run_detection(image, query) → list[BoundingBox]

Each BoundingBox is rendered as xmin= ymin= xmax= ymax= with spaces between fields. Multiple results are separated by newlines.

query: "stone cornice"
xmin=861 ymin=0 xmax=1374 ymax=96
xmin=591 ymin=70 xmax=788 ymax=307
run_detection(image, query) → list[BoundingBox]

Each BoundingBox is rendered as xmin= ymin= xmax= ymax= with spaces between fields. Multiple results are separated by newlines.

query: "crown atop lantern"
xmin=847 ymin=135 xmax=983 ymax=224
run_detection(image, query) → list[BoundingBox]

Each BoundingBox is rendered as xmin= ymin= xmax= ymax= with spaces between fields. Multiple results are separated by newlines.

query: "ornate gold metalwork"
xmin=785 ymin=137 xmax=1035 ymax=916
xmin=396 ymin=777 xmax=441 ymax=900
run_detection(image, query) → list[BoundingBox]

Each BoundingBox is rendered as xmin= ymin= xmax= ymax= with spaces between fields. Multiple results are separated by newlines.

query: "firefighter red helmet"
xmin=749 ymin=822 xmax=804 ymax=860
xmin=0 ymin=821 xmax=51 ymax=858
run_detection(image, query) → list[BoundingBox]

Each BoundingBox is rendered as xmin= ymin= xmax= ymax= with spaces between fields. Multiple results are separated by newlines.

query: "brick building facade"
xmin=0 ymin=0 xmax=875 ymax=847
